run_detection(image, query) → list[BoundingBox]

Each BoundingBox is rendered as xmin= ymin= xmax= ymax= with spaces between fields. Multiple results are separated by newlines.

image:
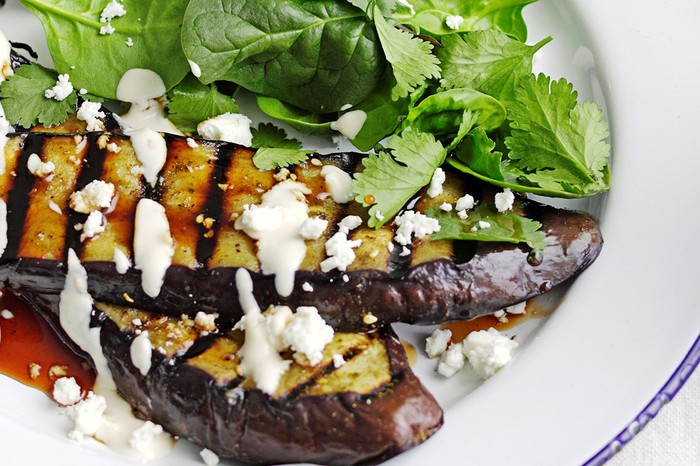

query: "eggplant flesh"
xmin=20 ymin=291 xmax=443 ymax=466
xmin=0 ymin=130 xmax=603 ymax=331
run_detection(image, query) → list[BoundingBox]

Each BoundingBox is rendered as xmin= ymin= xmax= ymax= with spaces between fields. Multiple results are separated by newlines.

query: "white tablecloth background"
xmin=607 ymin=367 xmax=699 ymax=465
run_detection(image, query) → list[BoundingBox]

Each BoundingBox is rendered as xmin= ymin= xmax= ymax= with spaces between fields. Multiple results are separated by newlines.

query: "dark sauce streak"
xmin=196 ymin=142 xmax=232 ymax=266
xmin=2 ymin=135 xmax=36 ymax=261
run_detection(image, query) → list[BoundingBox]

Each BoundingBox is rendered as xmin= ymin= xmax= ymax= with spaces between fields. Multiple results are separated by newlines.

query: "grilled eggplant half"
xmin=21 ymin=291 xmax=443 ymax=465
xmin=0 ymin=131 xmax=603 ymax=330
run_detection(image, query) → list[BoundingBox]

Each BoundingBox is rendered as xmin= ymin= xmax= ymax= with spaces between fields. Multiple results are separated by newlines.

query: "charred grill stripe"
xmin=1 ymin=135 xmax=28 ymax=261
xmin=195 ymin=141 xmax=232 ymax=268
xmin=65 ymin=133 xmax=107 ymax=259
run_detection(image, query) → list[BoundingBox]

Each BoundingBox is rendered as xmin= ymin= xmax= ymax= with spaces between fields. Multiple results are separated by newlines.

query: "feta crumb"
xmin=80 ymin=211 xmax=105 ymax=242
xmin=439 ymin=202 xmax=453 ymax=212
xmin=129 ymin=421 xmax=164 ymax=455
xmin=125 ymin=37 xmax=134 ymax=47
xmin=400 ymin=246 xmax=411 ymax=256
xmin=1 ymin=309 xmax=14 ymax=319
xmin=394 ymin=210 xmax=441 ymax=246
xmin=427 ymin=167 xmax=446 ymax=198
xmin=494 ymin=309 xmax=508 ymax=323
xmin=76 ymin=101 xmax=106 ymax=131
xmin=200 ymin=448 xmax=220 ymax=466
xmin=375 ymin=211 xmax=385 ymax=221
xmin=425 ymin=328 xmax=452 ymax=358
xmin=445 ymin=15 xmax=465 ymax=30
xmin=52 ymin=377 xmax=82 ymax=406
xmin=70 ymin=180 xmax=115 ymax=213
xmin=197 ymin=113 xmax=253 ymax=146
xmin=65 ymin=392 xmax=106 ymax=442
xmin=455 ymin=194 xmax=475 ymax=212
xmin=332 ymin=354 xmax=346 ymax=368
xmin=478 ymin=220 xmax=491 ymax=230
xmin=320 ymin=231 xmax=362 ymax=272
xmin=505 ymin=301 xmax=527 ymax=315
xmin=462 ymin=328 xmax=518 ymax=379
xmin=338 ymin=215 xmax=362 ymax=234
xmin=283 ymin=306 xmax=334 ymax=366
xmin=28 ymin=363 xmax=41 ymax=379
xmin=45 ymin=74 xmax=73 ymax=101
xmin=495 ymin=188 xmax=515 ymax=213
xmin=27 ymin=153 xmax=55 ymax=178
xmin=186 ymin=138 xmax=199 ymax=148
xmin=457 ymin=210 xmax=468 ymax=219
xmin=100 ymin=0 xmax=127 ymax=23
xmin=299 ymin=216 xmax=328 ymax=240
xmin=437 ymin=342 xmax=466 ymax=377
xmin=132 ymin=318 xmax=143 ymax=326
xmin=194 ymin=311 xmax=218 ymax=332
xmin=301 ymin=282 xmax=314 ymax=292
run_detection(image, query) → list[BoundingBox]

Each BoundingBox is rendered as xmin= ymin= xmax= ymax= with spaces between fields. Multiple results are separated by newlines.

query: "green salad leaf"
xmin=251 ymin=123 xmax=314 ymax=170
xmin=437 ymin=31 xmax=552 ymax=102
xmin=252 ymin=123 xmax=303 ymax=150
xmin=19 ymin=0 xmax=189 ymax=99
xmin=167 ymin=75 xmax=238 ymax=134
xmin=256 ymin=96 xmax=335 ymax=136
xmin=392 ymin=0 xmax=537 ymax=41
xmin=182 ymin=0 xmax=385 ymax=113
xmin=353 ymin=128 xmax=446 ymax=227
xmin=0 ymin=63 xmax=77 ymax=127
xmin=428 ymin=204 xmax=546 ymax=251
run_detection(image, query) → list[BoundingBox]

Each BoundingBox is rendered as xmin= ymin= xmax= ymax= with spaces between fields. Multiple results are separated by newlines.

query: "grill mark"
xmin=65 ymin=133 xmax=107 ymax=259
xmin=196 ymin=142 xmax=232 ymax=268
xmin=2 ymin=134 xmax=35 ymax=261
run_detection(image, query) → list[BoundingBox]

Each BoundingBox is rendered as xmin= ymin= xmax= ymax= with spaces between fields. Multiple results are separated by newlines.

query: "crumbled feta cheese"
xmin=28 ymin=362 xmax=41 ymax=379
xmin=70 ymin=180 xmax=115 ymax=213
xmin=200 ymin=448 xmax=220 ymax=466
xmin=52 ymin=377 xmax=82 ymax=406
xmin=0 ymin=30 xmax=13 ymax=83
xmin=65 ymin=392 xmax=107 ymax=442
xmin=76 ymin=100 xmax=106 ymax=131
xmin=320 ymin=231 xmax=362 ymax=272
xmin=197 ymin=113 xmax=253 ymax=146
xmin=1 ymin=309 xmax=13 ymax=319
xmin=338 ymin=215 xmax=362 ymax=234
xmin=302 ymin=282 xmax=314 ymax=292
xmin=478 ymin=220 xmax=491 ymax=230
xmin=425 ymin=328 xmax=452 ymax=358
xmin=129 ymin=421 xmax=164 ymax=455
xmin=462 ymin=328 xmax=518 ymax=379
xmin=400 ymin=246 xmax=411 ymax=256
xmin=283 ymin=306 xmax=334 ymax=366
xmin=45 ymin=74 xmax=74 ymax=101
xmin=394 ymin=210 xmax=441 ymax=246
xmin=80 ymin=211 xmax=105 ymax=242
xmin=439 ymin=202 xmax=453 ymax=212
xmin=299 ymin=216 xmax=328 ymax=240
xmin=27 ymin=153 xmax=55 ymax=178
xmin=186 ymin=137 xmax=198 ymax=148
xmin=495 ymin=188 xmax=515 ymax=212
xmin=437 ymin=342 xmax=466 ymax=377
xmin=505 ymin=301 xmax=527 ymax=315
xmin=427 ymin=167 xmax=446 ymax=198
xmin=332 ymin=354 xmax=346 ymax=368
xmin=125 ymin=37 xmax=134 ymax=47
xmin=342 ymin=274 xmax=349 ymax=283
xmin=194 ymin=312 xmax=218 ymax=332
xmin=455 ymin=194 xmax=475 ymax=212
xmin=375 ymin=211 xmax=385 ymax=221
xmin=457 ymin=210 xmax=468 ymax=219
xmin=445 ymin=15 xmax=464 ymax=30
xmin=100 ymin=0 xmax=127 ymax=23
xmin=494 ymin=310 xmax=508 ymax=323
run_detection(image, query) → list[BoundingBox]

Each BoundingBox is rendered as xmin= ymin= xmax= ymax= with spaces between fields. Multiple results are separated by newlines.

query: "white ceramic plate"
xmin=1 ymin=0 xmax=699 ymax=465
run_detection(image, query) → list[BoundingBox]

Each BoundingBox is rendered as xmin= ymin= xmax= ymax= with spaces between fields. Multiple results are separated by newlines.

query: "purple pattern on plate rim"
xmin=584 ymin=334 xmax=700 ymax=465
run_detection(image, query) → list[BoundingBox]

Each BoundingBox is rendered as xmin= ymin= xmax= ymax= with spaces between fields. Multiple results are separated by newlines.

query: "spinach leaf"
xmin=182 ymin=0 xmax=386 ymax=113
xmin=167 ymin=75 xmax=239 ymax=134
xmin=392 ymin=0 xmax=536 ymax=41
xmin=256 ymin=95 xmax=335 ymax=136
xmin=19 ymin=0 xmax=190 ymax=99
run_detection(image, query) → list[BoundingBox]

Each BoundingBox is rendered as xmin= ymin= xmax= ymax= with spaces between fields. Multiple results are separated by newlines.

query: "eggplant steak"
xmin=0 ymin=129 xmax=602 ymax=330
xmin=20 ymin=291 xmax=443 ymax=466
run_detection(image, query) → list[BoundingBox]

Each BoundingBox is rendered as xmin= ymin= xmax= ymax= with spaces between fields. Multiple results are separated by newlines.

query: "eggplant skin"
xmin=100 ymin=319 xmax=443 ymax=465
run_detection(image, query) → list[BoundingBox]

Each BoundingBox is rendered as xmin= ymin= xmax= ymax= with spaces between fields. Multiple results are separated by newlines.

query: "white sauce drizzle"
xmin=130 ymin=127 xmax=167 ymax=188
xmin=133 ymin=199 xmax=175 ymax=298
xmin=0 ymin=199 xmax=7 ymax=259
xmin=330 ymin=110 xmax=367 ymax=140
xmin=320 ymin=165 xmax=354 ymax=204
xmin=187 ymin=59 xmax=202 ymax=78
xmin=113 ymin=247 xmax=131 ymax=274
xmin=116 ymin=69 xmax=182 ymax=135
xmin=0 ymin=102 xmax=13 ymax=175
xmin=0 ymin=29 xmax=13 ymax=82
xmin=130 ymin=331 xmax=152 ymax=376
xmin=59 ymin=249 xmax=174 ymax=459
xmin=235 ymin=268 xmax=291 ymax=394
xmin=234 ymin=180 xmax=311 ymax=297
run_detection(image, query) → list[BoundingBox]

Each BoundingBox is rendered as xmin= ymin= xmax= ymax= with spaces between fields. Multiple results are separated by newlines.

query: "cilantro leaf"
xmin=251 ymin=123 xmax=313 ymax=170
xmin=167 ymin=75 xmax=239 ymax=133
xmin=428 ymin=204 xmax=546 ymax=252
xmin=353 ymin=128 xmax=446 ymax=227
xmin=251 ymin=123 xmax=302 ymax=150
xmin=504 ymin=74 xmax=611 ymax=196
xmin=0 ymin=63 xmax=76 ymax=128
xmin=437 ymin=31 xmax=552 ymax=102
xmin=452 ymin=127 xmax=505 ymax=179
xmin=252 ymin=148 xmax=314 ymax=171
xmin=373 ymin=5 xmax=441 ymax=100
